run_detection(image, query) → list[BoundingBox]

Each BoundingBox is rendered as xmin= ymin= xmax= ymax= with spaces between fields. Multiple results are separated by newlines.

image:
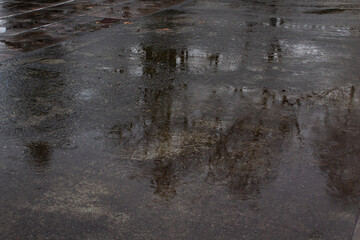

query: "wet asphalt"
xmin=0 ymin=0 xmax=186 ymax=59
xmin=1 ymin=0 xmax=360 ymax=239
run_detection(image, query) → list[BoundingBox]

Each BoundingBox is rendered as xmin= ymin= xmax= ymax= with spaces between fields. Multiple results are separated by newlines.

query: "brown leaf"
xmin=157 ymin=28 xmax=171 ymax=31
xmin=99 ymin=18 xmax=121 ymax=24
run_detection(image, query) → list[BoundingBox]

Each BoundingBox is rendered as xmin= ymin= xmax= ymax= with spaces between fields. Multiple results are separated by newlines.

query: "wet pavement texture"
xmin=0 ymin=0 xmax=186 ymax=59
xmin=1 ymin=0 xmax=360 ymax=239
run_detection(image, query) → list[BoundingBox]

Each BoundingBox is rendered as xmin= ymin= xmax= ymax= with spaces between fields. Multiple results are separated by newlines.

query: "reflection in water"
xmin=109 ymin=84 xmax=360 ymax=206
xmin=125 ymin=16 xmax=182 ymax=199
xmin=151 ymin=160 xmax=177 ymax=200
xmin=313 ymin=88 xmax=360 ymax=204
xmin=109 ymin=85 xmax=303 ymax=199
xmin=242 ymin=3 xmax=285 ymax=65
xmin=1 ymin=0 xmax=360 ymax=238
xmin=266 ymin=2 xmax=283 ymax=63
xmin=205 ymin=115 xmax=283 ymax=197
xmin=267 ymin=40 xmax=282 ymax=63
xmin=108 ymin=3 xmax=360 ymax=207
xmin=25 ymin=142 xmax=52 ymax=172
xmin=131 ymin=45 xmax=241 ymax=76
xmin=110 ymin=19 xmax=303 ymax=199
xmin=141 ymin=46 xmax=178 ymax=76
xmin=108 ymin=7 xmax=295 ymax=200
xmin=4 ymin=46 xmax=73 ymax=172
xmin=269 ymin=17 xmax=284 ymax=27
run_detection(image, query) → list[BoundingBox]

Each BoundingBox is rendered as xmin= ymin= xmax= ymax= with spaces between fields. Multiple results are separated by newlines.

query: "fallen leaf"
xmin=99 ymin=18 xmax=121 ymax=24
xmin=123 ymin=22 xmax=133 ymax=24
xmin=157 ymin=28 xmax=171 ymax=31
